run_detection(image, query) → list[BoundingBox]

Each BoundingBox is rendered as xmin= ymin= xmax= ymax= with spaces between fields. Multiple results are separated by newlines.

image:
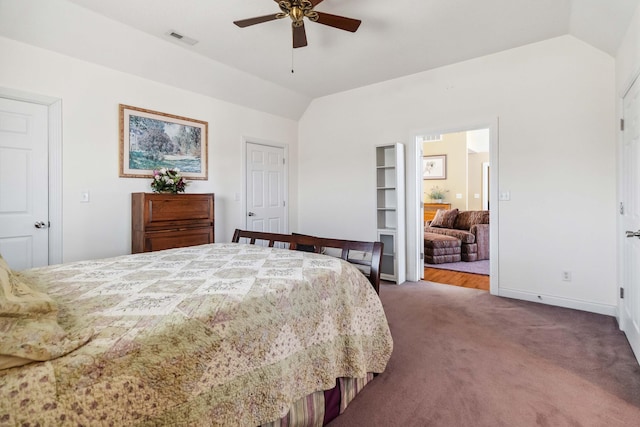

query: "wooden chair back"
xmin=231 ymin=229 xmax=296 ymax=248
xmin=292 ymin=234 xmax=383 ymax=294
xmin=231 ymin=229 xmax=383 ymax=294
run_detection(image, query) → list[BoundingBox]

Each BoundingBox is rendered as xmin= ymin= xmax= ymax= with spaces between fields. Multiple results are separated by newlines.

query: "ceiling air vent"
xmin=166 ymin=30 xmax=198 ymax=46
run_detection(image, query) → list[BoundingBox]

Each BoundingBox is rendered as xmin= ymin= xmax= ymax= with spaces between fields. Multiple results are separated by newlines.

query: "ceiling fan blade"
xmin=233 ymin=14 xmax=281 ymax=28
xmin=292 ymin=22 xmax=308 ymax=48
xmin=314 ymin=12 xmax=361 ymax=32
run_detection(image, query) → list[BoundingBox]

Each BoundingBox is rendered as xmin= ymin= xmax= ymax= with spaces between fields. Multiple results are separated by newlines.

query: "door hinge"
xmin=621 ymin=119 xmax=625 ymax=131
xmin=283 ymin=200 xmax=286 ymax=207
xmin=620 ymin=287 xmax=624 ymax=299
xmin=282 ymin=158 xmax=285 ymax=165
xmin=620 ymin=202 xmax=625 ymax=215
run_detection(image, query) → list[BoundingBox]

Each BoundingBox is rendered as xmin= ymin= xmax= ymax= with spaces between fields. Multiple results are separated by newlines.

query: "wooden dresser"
xmin=424 ymin=203 xmax=452 ymax=223
xmin=131 ymin=193 xmax=215 ymax=253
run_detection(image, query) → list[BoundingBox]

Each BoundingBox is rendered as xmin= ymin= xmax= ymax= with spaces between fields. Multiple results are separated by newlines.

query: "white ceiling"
xmin=64 ymin=0 xmax=638 ymax=99
xmin=1 ymin=0 xmax=638 ymax=119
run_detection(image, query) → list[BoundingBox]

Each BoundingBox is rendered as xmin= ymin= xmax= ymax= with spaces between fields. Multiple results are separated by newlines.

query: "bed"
xmin=0 ymin=238 xmax=393 ymax=426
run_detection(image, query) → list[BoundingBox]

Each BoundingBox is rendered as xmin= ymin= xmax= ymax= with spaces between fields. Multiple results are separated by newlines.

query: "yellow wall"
xmin=422 ymin=132 xmax=467 ymax=210
xmin=468 ymin=152 xmax=490 ymax=210
xmin=423 ymin=133 xmax=489 ymax=211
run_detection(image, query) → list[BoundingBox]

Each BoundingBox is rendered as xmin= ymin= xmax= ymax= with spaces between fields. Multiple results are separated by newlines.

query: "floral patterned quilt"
xmin=0 ymin=243 xmax=393 ymax=426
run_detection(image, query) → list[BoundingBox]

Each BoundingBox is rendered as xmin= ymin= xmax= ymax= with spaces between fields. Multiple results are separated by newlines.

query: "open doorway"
xmin=406 ymin=120 xmax=498 ymax=294
xmin=419 ymin=128 xmax=489 ymax=289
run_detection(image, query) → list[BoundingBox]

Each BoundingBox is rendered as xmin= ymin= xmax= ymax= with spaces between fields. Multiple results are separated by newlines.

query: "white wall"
xmin=0 ymin=23 xmax=623 ymax=314
xmin=0 ymin=36 xmax=298 ymax=262
xmin=616 ymin=3 xmax=640 ymax=94
xmin=299 ymin=35 xmax=618 ymax=314
xmin=0 ymin=0 xmax=310 ymax=120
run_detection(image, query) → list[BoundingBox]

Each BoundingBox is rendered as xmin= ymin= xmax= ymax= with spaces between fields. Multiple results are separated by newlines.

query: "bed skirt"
xmin=261 ymin=374 xmax=374 ymax=427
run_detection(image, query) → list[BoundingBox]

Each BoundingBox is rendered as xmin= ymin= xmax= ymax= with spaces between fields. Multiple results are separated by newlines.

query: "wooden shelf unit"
xmin=375 ymin=143 xmax=405 ymax=284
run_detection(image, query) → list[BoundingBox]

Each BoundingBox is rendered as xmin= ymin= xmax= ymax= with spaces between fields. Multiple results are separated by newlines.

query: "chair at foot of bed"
xmin=231 ymin=229 xmax=383 ymax=294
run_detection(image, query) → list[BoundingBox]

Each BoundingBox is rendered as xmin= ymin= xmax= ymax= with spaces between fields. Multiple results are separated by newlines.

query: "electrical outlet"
xmin=562 ymin=271 xmax=572 ymax=281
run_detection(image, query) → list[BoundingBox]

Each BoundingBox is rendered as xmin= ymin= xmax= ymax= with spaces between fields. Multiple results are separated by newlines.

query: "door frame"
xmin=482 ymin=162 xmax=490 ymax=210
xmin=406 ymin=118 xmax=499 ymax=294
xmin=0 ymin=87 xmax=62 ymax=265
xmin=242 ymin=137 xmax=289 ymax=233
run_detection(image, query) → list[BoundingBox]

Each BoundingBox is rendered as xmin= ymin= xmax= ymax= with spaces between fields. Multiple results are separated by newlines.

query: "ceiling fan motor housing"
xmin=279 ymin=0 xmax=318 ymax=25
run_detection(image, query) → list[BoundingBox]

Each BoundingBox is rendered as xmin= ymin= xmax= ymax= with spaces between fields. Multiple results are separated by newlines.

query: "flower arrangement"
xmin=150 ymin=168 xmax=188 ymax=194
xmin=428 ymin=185 xmax=448 ymax=201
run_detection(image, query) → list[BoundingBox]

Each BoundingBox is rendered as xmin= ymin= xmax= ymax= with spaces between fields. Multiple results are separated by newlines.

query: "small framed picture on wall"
xmin=423 ymin=154 xmax=447 ymax=180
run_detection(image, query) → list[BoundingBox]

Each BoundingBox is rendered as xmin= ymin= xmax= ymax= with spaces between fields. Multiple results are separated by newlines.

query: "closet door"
xmin=0 ymin=98 xmax=49 ymax=270
xmin=621 ymin=75 xmax=640 ymax=364
xmin=246 ymin=142 xmax=286 ymax=236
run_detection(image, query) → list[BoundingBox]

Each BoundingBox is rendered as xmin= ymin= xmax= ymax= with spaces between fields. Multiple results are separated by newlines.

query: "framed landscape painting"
xmin=119 ymin=104 xmax=208 ymax=179
xmin=423 ymin=154 xmax=447 ymax=180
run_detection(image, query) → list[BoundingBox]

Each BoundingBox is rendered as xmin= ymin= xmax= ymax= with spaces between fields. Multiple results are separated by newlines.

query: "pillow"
xmin=453 ymin=210 xmax=490 ymax=230
xmin=429 ymin=208 xmax=459 ymax=229
xmin=0 ymin=255 xmax=92 ymax=370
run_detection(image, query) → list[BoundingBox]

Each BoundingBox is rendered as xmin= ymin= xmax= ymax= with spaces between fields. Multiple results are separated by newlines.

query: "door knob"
xmin=248 ymin=212 xmax=256 ymax=217
xmin=34 ymin=221 xmax=48 ymax=229
xmin=626 ymin=230 xmax=640 ymax=238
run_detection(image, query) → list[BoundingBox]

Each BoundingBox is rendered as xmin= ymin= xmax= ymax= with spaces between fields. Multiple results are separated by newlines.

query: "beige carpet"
xmin=329 ymin=281 xmax=640 ymax=427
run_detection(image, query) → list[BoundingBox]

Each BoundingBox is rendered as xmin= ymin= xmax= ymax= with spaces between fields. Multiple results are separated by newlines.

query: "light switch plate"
xmin=80 ymin=191 xmax=90 ymax=203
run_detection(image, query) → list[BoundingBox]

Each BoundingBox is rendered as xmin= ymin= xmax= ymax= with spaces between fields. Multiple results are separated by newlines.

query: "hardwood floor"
xmin=423 ymin=267 xmax=490 ymax=291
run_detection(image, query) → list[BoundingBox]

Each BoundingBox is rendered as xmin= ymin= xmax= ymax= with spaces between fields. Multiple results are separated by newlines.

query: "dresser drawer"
xmin=143 ymin=227 xmax=214 ymax=252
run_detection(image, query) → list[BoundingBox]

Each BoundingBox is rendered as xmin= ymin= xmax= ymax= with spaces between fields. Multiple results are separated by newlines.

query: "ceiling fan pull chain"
xmin=291 ymin=48 xmax=295 ymax=74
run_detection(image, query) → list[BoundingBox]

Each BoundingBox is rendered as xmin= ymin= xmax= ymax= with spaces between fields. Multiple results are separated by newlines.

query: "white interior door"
xmin=245 ymin=142 xmax=286 ymax=234
xmin=0 ymin=98 xmax=49 ymax=270
xmin=621 ymin=75 xmax=640 ymax=363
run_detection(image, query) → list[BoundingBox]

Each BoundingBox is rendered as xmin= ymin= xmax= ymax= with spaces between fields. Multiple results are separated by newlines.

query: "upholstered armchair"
xmin=424 ymin=210 xmax=490 ymax=261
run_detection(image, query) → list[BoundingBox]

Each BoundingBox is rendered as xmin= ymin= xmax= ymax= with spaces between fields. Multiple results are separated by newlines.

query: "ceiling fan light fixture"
xmin=290 ymin=6 xmax=303 ymax=24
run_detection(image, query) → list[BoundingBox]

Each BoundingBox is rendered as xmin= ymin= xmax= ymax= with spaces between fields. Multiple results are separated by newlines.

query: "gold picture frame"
xmin=119 ymin=104 xmax=208 ymax=179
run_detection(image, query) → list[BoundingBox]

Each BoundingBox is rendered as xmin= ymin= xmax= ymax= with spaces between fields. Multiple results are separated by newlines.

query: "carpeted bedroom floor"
xmin=329 ymin=281 xmax=640 ymax=427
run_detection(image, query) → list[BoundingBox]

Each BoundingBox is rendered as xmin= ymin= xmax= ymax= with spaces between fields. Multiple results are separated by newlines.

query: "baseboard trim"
xmin=498 ymin=288 xmax=616 ymax=316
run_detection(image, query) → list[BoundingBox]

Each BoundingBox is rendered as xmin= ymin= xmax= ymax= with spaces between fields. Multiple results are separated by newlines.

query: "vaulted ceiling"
xmin=1 ymin=0 xmax=638 ymax=119
xmin=66 ymin=0 xmax=639 ymax=97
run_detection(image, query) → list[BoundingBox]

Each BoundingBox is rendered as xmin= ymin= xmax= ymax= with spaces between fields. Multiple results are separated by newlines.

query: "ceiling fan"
xmin=233 ymin=0 xmax=361 ymax=48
